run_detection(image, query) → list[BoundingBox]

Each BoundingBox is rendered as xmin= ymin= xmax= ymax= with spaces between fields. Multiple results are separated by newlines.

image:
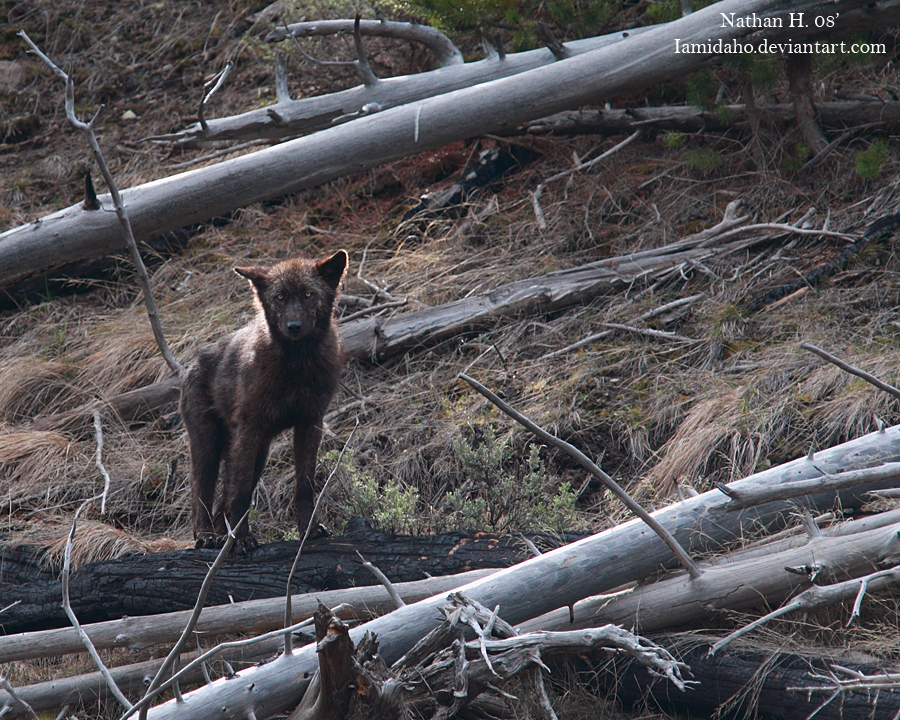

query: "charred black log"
xmin=0 ymin=526 xmax=582 ymax=635
xmin=576 ymin=637 xmax=900 ymax=720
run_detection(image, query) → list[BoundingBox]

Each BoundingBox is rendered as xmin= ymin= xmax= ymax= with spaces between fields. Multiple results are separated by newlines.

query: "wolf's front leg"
xmin=293 ymin=422 xmax=325 ymax=538
xmin=220 ymin=431 xmax=269 ymax=553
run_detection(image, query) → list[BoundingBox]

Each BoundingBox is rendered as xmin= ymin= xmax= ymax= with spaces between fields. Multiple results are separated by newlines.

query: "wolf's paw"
xmin=195 ymin=532 xmax=224 ymax=549
xmin=234 ymin=533 xmax=259 ymax=555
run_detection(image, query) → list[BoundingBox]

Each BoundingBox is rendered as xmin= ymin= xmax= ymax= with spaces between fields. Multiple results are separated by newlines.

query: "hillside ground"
xmin=2 ymin=0 xmax=900 ymax=718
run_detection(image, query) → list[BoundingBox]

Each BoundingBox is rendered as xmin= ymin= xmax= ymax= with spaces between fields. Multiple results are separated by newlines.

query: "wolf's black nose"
xmin=287 ymin=321 xmax=303 ymax=332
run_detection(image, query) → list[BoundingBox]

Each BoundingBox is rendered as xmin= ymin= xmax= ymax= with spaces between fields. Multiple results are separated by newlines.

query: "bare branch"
xmin=63 ymin=509 xmax=133 ymax=712
xmin=458 ymin=373 xmax=703 ymax=579
xmin=0 ymin=676 xmax=38 ymax=720
xmin=801 ymin=342 xmax=900 ymax=402
xmin=18 ymin=31 xmax=184 ymax=378
xmin=267 ymin=18 xmax=464 ymax=67
xmin=92 ymin=410 xmax=113 ymax=515
xmin=137 ymin=514 xmax=244 ymax=720
xmin=339 ymin=298 xmax=408 ymax=323
xmin=542 ymin=293 xmax=705 ymax=358
xmin=357 ymin=552 xmax=405 ymax=609
xmin=598 ymin=322 xmax=695 ymax=343
xmin=710 ymin=565 xmax=900 ymax=656
xmin=531 ymin=130 xmax=641 ymax=229
xmin=718 ymin=462 xmax=900 ymax=512
xmin=274 ymin=53 xmax=291 ymax=103
xmin=351 ymin=15 xmax=378 ymax=87
xmin=284 ymin=420 xmax=359 ymax=655
xmin=198 ymin=62 xmax=234 ymax=134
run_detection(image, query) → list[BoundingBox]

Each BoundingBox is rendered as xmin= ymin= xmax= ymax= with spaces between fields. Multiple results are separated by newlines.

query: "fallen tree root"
xmin=289 ymin=593 xmax=689 ymax=720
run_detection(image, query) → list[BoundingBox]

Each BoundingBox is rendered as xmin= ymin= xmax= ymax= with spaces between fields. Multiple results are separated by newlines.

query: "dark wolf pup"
xmin=180 ymin=250 xmax=348 ymax=553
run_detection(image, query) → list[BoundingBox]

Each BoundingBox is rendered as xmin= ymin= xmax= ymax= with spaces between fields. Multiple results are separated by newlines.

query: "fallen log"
xmin=2 ymin=0 xmax=896 ymax=289
xmin=140 ymin=423 xmax=900 ymax=720
xmin=0 ymin=634 xmax=283 ymax=718
xmin=0 ymin=568 xmax=494 ymax=662
xmin=519 ymin=101 xmax=900 ymax=136
xmin=577 ymin=638 xmax=900 ymax=720
xmin=520 ymin=512 xmax=900 ymax=635
xmin=340 ymin=232 xmax=751 ymax=361
xmin=0 ymin=529 xmax=576 ymax=634
xmin=161 ymin=28 xmax=651 ymax=147
xmin=26 ymin=217 xmax=751 ymax=432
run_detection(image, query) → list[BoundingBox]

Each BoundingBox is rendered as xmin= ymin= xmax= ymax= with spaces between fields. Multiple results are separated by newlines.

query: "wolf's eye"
xmin=275 ymin=293 xmax=284 ymax=301
xmin=304 ymin=291 xmax=312 ymax=298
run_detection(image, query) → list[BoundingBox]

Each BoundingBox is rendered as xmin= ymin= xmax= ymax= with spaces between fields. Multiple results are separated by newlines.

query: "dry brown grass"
xmin=6 ymin=518 xmax=186 ymax=569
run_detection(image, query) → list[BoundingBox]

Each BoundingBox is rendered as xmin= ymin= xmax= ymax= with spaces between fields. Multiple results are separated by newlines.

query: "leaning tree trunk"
xmin=143 ymin=424 xmax=900 ymax=720
xmin=2 ymin=0 xmax=897 ymax=289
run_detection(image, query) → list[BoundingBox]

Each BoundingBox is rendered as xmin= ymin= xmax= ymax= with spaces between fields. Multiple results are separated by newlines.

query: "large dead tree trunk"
xmin=0 ymin=529 xmax=572 ymax=634
xmin=520 ymin=101 xmax=900 ymax=137
xmin=2 ymin=0 xmax=897 ymax=289
xmin=577 ymin=638 xmax=900 ymax=720
xmin=521 ymin=512 xmax=900 ymax=635
xmin=0 ymin=569 xmax=494 ymax=663
xmin=163 ymin=31 xmax=651 ymax=147
xmin=139 ymin=424 xmax=900 ymax=720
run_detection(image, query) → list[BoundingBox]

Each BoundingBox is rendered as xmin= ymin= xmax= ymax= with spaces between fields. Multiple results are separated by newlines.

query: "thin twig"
xmin=598 ymin=322 xmax=695 ymax=343
xmin=712 ymin=222 xmax=860 ymax=246
xmin=92 ymin=410 xmax=112 ymax=515
xmin=19 ymin=32 xmax=184 ymax=378
xmin=284 ymin=419 xmax=359 ymax=655
xmin=351 ymin=14 xmax=378 ymax=87
xmin=198 ymin=61 xmax=233 ymax=134
xmin=531 ymin=130 xmax=642 ymax=229
xmin=118 ymin=605 xmax=351 ymax=720
xmin=137 ymin=513 xmax=245 ymax=720
xmin=541 ymin=292 xmax=705 ymax=359
xmin=357 ymin=551 xmax=406 ymax=609
xmin=800 ymin=342 xmax=900 ymax=402
xmin=516 ymin=532 xmax=542 ymax=557
xmin=458 ymin=373 xmax=702 ymax=579
xmin=0 ymin=676 xmax=38 ymax=720
xmin=339 ymin=298 xmax=408 ymax=323
xmin=63 ymin=507 xmax=133 ymax=711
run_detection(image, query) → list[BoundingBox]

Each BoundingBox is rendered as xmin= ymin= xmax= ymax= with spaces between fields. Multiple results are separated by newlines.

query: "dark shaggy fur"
xmin=180 ymin=250 xmax=348 ymax=553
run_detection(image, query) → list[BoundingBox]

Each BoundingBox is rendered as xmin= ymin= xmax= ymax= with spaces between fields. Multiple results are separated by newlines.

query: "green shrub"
xmin=662 ymin=131 xmax=683 ymax=149
xmin=782 ymin=143 xmax=811 ymax=172
xmin=856 ymin=140 xmax=889 ymax=180
xmin=332 ymin=449 xmax=422 ymax=534
xmin=682 ymin=146 xmax=722 ymax=173
xmin=388 ymin=0 xmax=618 ymax=49
xmin=441 ymin=425 xmax=580 ymax=532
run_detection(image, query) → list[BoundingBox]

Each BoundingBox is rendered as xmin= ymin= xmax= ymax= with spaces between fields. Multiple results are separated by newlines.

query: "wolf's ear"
xmin=234 ymin=266 xmax=268 ymax=290
xmin=317 ymin=250 xmax=348 ymax=290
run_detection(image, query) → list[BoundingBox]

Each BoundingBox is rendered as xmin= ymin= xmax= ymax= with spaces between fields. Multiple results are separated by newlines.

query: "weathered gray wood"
xmin=520 ymin=102 xmax=900 ymax=136
xmin=0 ymin=569 xmax=493 ymax=663
xmin=0 ymin=637 xmax=281 ymax=718
xmin=341 ymin=236 xmax=746 ymax=360
xmin=3 ymin=0 xmax=896 ymax=289
xmin=268 ymin=19 xmax=465 ymax=67
xmin=520 ymin=515 xmax=900 ymax=635
xmin=143 ymin=422 xmax=900 ymax=720
xmin=162 ymin=31 xmax=649 ymax=146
